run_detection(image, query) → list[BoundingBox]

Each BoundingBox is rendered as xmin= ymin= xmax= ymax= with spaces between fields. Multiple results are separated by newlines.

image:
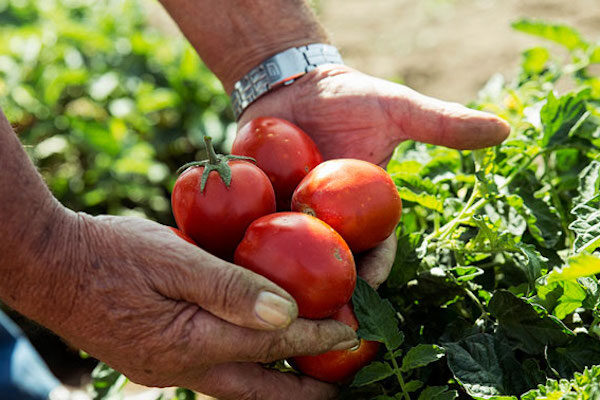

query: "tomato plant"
xmin=292 ymin=159 xmax=402 ymax=253
xmin=291 ymin=303 xmax=380 ymax=383
xmin=171 ymin=137 xmax=275 ymax=260
xmin=232 ymin=117 xmax=323 ymax=211
xmin=234 ymin=212 xmax=356 ymax=319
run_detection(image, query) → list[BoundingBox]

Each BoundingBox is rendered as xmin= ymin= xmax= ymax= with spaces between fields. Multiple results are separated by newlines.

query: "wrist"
xmin=0 ymin=202 xmax=83 ymax=330
xmin=218 ymin=37 xmax=327 ymax=94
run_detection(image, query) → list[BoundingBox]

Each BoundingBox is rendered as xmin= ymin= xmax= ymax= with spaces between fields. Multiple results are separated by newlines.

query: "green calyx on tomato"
xmin=176 ymin=136 xmax=255 ymax=193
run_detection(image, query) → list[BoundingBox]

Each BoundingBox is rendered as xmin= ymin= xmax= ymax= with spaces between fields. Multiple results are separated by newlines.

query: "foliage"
xmin=0 ymin=0 xmax=234 ymax=224
xmin=348 ymin=18 xmax=600 ymax=400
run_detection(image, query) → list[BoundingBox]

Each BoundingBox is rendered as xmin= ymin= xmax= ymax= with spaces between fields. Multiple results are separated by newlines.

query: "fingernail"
xmin=331 ymin=338 xmax=360 ymax=351
xmin=254 ymin=291 xmax=295 ymax=329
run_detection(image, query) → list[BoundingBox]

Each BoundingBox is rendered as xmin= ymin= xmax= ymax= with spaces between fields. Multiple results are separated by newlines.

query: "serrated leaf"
xmin=352 ymin=278 xmax=404 ymax=350
xmin=488 ymin=290 xmax=574 ymax=353
xmin=512 ymin=19 xmax=587 ymax=51
xmin=570 ymin=194 xmax=600 ymax=253
xmin=400 ymin=344 xmax=445 ymax=372
xmin=351 ymin=361 xmax=394 ymax=387
xmin=445 ymin=333 xmax=528 ymax=397
xmin=418 ymin=386 xmax=458 ymax=400
xmin=540 ymin=89 xmax=590 ymax=147
xmin=574 ymin=160 xmax=600 ymax=204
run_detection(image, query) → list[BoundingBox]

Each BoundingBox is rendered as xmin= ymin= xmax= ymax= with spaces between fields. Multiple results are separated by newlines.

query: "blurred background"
xmin=0 ymin=0 xmax=599 ymax=396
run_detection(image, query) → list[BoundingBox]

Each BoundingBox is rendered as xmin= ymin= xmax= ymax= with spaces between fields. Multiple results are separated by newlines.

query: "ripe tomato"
xmin=291 ymin=159 xmax=402 ymax=253
xmin=172 ymin=137 xmax=276 ymax=260
xmin=291 ymin=303 xmax=380 ymax=383
xmin=234 ymin=212 xmax=356 ymax=319
xmin=232 ymin=117 xmax=323 ymax=211
xmin=168 ymin=227 xmax=196 ymax=245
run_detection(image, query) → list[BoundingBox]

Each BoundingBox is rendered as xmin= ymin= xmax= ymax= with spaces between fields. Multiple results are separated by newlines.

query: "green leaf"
xmin=445 ymin=333 xmax=528 ymax=397
xmin=536 ymin=279 xmax=586 ymax=319
xmin=540 ymin=89 xmax=590 ymax=146
xmin=394 ymin=175 xmax=444 ymax=212
xmin=404 ymin=380 xmax=424 ymax=393
xmin=488 ymin=290 xmax=574 ymax=353
xmin=517 ymin=243 xmax=547 ymax=285
xmin=521 ymin=47 xmax=550 ymax=76
xmin=547 ymin=334 xmax=600 ymax=378
xmin=89 ymin=363 xmax=127 ymax=400
xmin=574 ymin=160 xmax=600 ymax=204
xmin=512 ymin=19 xmax=587 ymax=51
xmin=352 ymin=278 xmax=404 ymax=350
xmin=351 ymin=361 xmax=395 ymax=387
xmin=417 ymin=386 xmax=458 ymax=400
xmin=570 ymin=195 xmax=600 ymax=253
xmin=387 ymin=232 xmax=422 ymax=288
xmin=400 ymin=344 xmax=445 ymax=372
xmin=546 ymin=254 xmax=600 ymax=282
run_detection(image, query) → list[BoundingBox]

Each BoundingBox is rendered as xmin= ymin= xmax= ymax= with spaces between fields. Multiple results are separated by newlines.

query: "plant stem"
xmin=203 ymin=136 xmax=220 ymax=164
xmin=389 ymin=350 xmax=411 ymax=400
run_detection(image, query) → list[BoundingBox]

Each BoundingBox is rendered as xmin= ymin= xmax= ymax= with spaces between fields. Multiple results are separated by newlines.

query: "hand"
xmin=34 ymin=212 xmax=360 ymax=400
xmin=238 ymin=65 xmax=510 ymax=286
xmin=238 ymin=65 xmax=510 ymax=166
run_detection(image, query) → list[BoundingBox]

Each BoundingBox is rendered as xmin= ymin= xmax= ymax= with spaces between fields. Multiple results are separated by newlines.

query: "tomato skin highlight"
xmin=291 ymin=159 xmax=402 ymax=253
xmin=291 ymin=303 xmax=381 ymax=383
xmin=172 ymin=161 xmax=276 ymax=260
xmin=232 ymin=117 xmax=323 ymax=211
xmin=234 ymin=212 xmax=356 ymax=319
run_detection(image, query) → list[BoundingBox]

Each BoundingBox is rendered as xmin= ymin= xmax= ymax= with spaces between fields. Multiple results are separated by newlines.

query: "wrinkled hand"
xmin=41 ymin=213 xmax=360 ymax=400
xmin=238 ymin=65 xmax=510 ymax=285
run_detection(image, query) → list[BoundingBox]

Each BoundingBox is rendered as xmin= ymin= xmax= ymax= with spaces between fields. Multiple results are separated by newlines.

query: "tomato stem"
xmin=204 ymin=136 xmax=220 ymax=165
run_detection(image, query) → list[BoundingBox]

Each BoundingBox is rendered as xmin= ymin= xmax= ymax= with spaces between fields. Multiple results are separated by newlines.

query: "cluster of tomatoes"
xmin=170 ymin=117 xmax=402 ymax=383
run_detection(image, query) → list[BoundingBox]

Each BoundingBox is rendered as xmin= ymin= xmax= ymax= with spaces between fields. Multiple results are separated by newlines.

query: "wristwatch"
xmin=230 ymin=43 xmax=344 ymax=120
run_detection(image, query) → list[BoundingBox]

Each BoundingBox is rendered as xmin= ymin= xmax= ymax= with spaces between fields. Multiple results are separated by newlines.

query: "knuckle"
xmin=210 ymin=266 xmax=253 ymax=311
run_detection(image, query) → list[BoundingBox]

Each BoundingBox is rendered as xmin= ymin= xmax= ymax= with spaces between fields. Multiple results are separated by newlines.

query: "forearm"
xmin=158 ymin=0 xmax=329 ymax=93
xmin=0 ymin=113 xmax=78 ymax=324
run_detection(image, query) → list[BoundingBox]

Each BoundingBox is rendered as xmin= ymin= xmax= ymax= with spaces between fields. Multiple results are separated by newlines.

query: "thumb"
xmin=389 ymin=84 xmax=510 ymax=150
xmin=158 ymin=244 xmax=299 ymax=331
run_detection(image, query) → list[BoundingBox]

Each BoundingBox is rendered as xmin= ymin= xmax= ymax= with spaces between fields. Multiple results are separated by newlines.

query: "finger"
xmin=355 ymin=233 xmax=397 ymax=289
xmin=188 ymin=309 xmax=358 ymax=364
xmin=150 ymin=227 xmax=300 ymax=331
xmin=192 ymin=362 xmax=338 ymax=400
xmin=388 ymin=84 xmax=510 ymax=150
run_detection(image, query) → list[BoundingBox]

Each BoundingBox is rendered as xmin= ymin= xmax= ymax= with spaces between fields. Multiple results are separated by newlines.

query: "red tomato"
xmin=172 ymin=138 xmax=276 ymax=260
xmin=232 ymin=117 xmax=323 ymax=211
xmin=292 ymin=303 xmax=380 ymax=383
xmin=234 ymin=212 xmax=356 ymax=319
xmin=168 ymin=227 xmax=196 ymax=245
xmin=291 ymin=159 xmax=402 ymax=253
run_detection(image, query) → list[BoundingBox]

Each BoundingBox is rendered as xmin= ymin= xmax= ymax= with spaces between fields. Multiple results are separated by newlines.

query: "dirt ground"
xmin=319 ymin=0 xmax=600 ymax=103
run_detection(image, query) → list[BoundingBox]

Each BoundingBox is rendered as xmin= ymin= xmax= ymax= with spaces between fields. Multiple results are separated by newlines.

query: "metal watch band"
xmin=230 ymin=43 xmax=344 ymax=120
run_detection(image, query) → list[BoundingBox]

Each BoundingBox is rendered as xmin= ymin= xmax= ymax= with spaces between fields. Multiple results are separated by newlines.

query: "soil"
xmin=319 ymin=0 xmax=600 ymax=103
